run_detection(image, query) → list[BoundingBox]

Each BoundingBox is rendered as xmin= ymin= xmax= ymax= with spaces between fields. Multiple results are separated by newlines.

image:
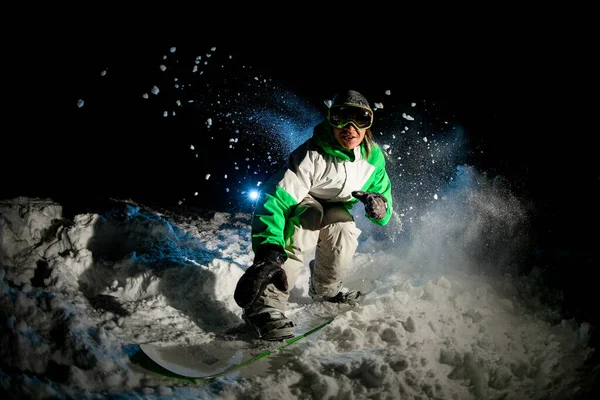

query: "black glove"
xmin=234 ymin=245 xmax=288 ymax=309
xmin=352 ymin=191 xmax=388 ymax=220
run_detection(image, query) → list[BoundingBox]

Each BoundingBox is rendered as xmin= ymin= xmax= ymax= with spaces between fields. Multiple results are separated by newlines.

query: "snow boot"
xmin=243 ymin=306 xmax=296 ymax=341
xmin=308 ymin=260 xmax=363 ymax=305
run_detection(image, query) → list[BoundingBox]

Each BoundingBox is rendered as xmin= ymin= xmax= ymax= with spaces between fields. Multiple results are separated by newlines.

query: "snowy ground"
xmin=0 ymin=192 xmax=596 ymax=399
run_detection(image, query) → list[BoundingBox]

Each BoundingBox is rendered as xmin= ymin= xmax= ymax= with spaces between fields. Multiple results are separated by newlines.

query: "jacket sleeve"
xmin=364 ymin=145 xmax=393 ymax=226
xmin=251 ymin=143 xmax=313 ymax=253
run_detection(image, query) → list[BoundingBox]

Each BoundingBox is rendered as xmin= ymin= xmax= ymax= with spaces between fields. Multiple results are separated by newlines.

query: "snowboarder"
xmin=234 ymin=90 xmax=393 ymax=340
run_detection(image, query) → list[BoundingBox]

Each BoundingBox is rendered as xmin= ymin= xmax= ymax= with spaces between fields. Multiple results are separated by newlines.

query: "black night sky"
xmin=8 ymin=38 xmax=594 ymax=222
xmin=4 ymin=36 xmax=597 ymax=342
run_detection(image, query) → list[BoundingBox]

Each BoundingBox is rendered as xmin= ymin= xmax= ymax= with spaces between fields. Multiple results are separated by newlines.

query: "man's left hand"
xmin=352 ymin=191 xmax=388 ymax=220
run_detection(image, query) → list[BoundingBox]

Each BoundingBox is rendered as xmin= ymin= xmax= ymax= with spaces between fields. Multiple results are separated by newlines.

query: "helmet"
xmin=331 ymin=90 xmax=372 ymax=113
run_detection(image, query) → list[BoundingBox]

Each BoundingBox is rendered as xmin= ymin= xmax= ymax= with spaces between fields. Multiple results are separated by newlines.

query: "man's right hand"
xmin=234 ymin=246 xmax=288 ymax=309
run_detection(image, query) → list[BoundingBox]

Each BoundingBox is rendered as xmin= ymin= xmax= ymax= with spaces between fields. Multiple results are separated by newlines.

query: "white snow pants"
xmin=255 ymin=195 xmax=361 ymax=311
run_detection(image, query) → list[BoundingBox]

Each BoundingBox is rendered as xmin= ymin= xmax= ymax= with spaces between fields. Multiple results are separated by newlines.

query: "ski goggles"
xmin=327 ymin=105 xmax=373 ymax=130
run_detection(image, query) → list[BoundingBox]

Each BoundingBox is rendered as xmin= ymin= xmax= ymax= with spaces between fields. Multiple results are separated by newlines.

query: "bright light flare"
xmin=249 ymin=190 xmax=260 ymax=201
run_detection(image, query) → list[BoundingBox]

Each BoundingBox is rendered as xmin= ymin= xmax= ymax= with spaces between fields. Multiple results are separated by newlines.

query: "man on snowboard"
xmin=234 ymin=90 xmax=393 ymax=340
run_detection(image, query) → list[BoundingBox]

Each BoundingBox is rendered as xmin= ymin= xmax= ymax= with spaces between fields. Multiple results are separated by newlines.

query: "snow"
xmin=0 ymin=188 xmax=596 ymax=399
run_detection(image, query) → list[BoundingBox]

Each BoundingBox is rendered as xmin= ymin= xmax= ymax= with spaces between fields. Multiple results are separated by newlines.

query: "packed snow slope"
xmin=0 ymin=173 xmax=597 ymax=399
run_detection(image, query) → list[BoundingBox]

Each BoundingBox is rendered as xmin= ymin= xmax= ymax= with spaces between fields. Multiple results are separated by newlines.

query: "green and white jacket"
xmin=252 ymin=121 xmax=393 ymax=252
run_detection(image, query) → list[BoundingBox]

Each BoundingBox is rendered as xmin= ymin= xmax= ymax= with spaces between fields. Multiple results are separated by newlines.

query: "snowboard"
xmin=129 ymin=296 xmax=369 ymax=382
xmin=126 ymin=257 xmax=384 ymax=382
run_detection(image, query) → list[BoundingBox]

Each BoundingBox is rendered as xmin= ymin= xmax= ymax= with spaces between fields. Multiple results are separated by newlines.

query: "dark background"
xmin=7 ymin=38 xmax=594 ymax=201
xmin=6 ymin=37 xmax=594 ymax=226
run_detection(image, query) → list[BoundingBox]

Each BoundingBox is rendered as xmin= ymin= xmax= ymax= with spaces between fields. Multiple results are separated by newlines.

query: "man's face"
xmin=333 ymin=124 xmax=366 ymax=150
